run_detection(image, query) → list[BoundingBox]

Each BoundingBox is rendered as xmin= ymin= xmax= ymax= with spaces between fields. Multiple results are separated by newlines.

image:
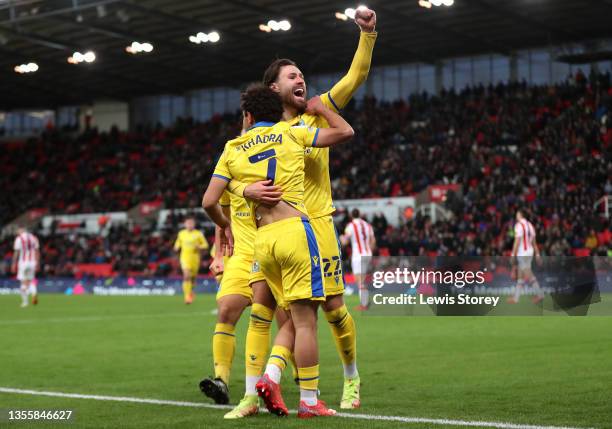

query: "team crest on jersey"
xmin=251 ymin=261 xmax=260 ymax=273
xmin=287 ymin=125 xmax=316 ymax=146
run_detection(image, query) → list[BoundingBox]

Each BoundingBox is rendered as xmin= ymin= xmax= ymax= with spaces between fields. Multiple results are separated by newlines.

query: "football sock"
xmin=324 ymin=304 xmax=358 ymax=379
xmin=300 ymin=388 xmax=317 ymax=406
xmin=514 ymin=280 xmax=524 ymax=301
xmin=265 ymin=363 xmax=282 ymax=384
xmin=245 ymin=375 xmax=259 ymax=396
xmin=298 ymin=365 xmax=319 ymax=406
xmin=266 ymin=345 xmax=291 ymax=384
xmin=245 ymin=304 xmax=274 ymax=392
xmin=212 ymin=323 xmax=235 ymax=384
xmin=182 ymin=279 xmax=193 ymax=302
xmin=20 ymin=285 xmax=28 ymax=306
xmin=359 ymin=286 xmax=369 ymax=307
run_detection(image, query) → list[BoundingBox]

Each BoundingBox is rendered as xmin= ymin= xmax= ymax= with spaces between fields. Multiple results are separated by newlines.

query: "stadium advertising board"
xmin=334 ymin=197 xmax=416 ymax=226
xmin=0 ymin=277 xmax=218 ymax=296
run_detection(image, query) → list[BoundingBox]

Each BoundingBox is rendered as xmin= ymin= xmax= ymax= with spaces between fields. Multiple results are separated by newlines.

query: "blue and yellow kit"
xmin=213 ymin=121 xmax=325 ymax=308
xmin=230 ymin=31 xmax=377 ymax=297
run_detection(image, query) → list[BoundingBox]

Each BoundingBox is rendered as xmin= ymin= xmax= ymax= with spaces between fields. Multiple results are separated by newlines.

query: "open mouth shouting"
xmin=293 ymin=86 xmax=306 ymax=104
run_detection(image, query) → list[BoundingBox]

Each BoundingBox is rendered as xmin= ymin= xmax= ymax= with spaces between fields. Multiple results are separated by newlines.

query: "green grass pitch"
xmin=0 ymin=294 xmax=611 ymax=429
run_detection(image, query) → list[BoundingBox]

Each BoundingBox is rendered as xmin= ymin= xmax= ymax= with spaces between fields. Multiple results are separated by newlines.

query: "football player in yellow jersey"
xmin=173 ymin=216 xmax=209 ymax=304
xmin=202 ymin=191 xmax=297 ymax=415
xmin=200 ymin=189 xmax=295 ymax=408
xmin=202 ymin=84 xmax=353 ymax=418
xmin=228 ymin=7 xmax=377 ymax=411
xmin=199 ymin=191 xmax=251 ymax=404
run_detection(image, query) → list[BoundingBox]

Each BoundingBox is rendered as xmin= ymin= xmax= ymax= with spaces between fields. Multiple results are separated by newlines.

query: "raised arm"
xmin=322 ymin=9 xmax=377 ymax=111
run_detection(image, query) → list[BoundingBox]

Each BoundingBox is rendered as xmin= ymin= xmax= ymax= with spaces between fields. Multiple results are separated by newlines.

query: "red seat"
xmin=572 ymin=248 xmax=591 ymax=257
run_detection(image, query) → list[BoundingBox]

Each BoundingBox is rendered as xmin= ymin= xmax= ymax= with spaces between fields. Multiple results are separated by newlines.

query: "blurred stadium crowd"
xmin=1 ymin=70 xmax=611 ymax=277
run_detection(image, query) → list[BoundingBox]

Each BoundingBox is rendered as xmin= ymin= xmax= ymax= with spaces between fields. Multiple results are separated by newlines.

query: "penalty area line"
xmin=0 ymin=387 xmax=593 ymax=429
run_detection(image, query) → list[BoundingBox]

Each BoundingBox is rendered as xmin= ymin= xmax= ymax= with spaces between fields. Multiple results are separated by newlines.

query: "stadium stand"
xmin=1 ymin=71 xmax=611 ymax=277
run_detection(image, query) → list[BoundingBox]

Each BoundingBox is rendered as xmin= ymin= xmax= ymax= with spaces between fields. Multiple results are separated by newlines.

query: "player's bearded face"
xmin=274 ymin=65 xmax=307 ymax=114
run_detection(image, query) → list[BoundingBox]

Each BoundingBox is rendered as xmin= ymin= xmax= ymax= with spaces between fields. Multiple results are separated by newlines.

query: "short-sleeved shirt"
xmin=14 ymin=232 xmax=39 ymax=264
xmin=514 ymin=219 xmax=536 ymax=257
xmin=174 ymin=229 xmax=208 ymax=258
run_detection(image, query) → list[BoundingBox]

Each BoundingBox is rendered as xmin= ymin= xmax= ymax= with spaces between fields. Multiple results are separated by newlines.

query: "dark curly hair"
xmin=240 ymin=83 xmax=283 ymax=123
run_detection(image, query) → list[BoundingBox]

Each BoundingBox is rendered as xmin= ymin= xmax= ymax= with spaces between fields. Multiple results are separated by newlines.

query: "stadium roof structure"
xmin=1 ymin=0 xmax=611 ymax=110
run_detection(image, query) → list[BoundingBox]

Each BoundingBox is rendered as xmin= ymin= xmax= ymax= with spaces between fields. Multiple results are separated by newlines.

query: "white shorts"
xmin=17 ymin=261 xmax=36 ymax=282
xmin=351 ymin=254 xmax=370 ymax=275
xmin=517 ymin=255 xmax=533 ymax=271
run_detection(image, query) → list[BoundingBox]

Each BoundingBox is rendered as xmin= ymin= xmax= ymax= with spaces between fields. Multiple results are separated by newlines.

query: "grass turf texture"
xmin=0 ymin=294 xmax=610 ymax=429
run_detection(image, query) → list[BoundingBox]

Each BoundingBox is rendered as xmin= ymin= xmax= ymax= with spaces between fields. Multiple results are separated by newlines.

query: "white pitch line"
xmin=0 ymin=312 xmax=205 ymax=326
xmin=0 ymin=387 xmax=231 ymax=410
xmin=0 ymin=387 xmax=594 ymax=429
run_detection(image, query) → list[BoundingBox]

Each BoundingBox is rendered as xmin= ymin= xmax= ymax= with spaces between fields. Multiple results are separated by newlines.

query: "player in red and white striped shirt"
xmin=509 ymin=209 xmax=543 ymax=304
xmin=11 ymin=227 xmax=40 ymax=308
xmin=341 ymin=209 xmax=376 ymax=310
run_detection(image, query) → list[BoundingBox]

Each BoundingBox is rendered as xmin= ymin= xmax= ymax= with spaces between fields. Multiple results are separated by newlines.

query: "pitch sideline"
xmin=0 ymin=387 xmax=593 ymax=429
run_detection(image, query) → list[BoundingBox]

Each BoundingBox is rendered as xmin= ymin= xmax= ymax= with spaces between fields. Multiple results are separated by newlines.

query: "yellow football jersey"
xmin=219 ymin=190 xmax=256 ymax=257
xmin=286 ymin=100 xmax=334 ymax=219
xmin=174 ymin=229 xmax=208 ymax=258
xmin=213 ymin=121 xmax=319 ymax=217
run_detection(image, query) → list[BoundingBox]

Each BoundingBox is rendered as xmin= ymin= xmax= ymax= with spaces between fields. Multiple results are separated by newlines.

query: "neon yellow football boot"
xmin=340 ymin=376 xmax=361 ymax=409
xmin=224 ymin=394 xmax=259 ymax=419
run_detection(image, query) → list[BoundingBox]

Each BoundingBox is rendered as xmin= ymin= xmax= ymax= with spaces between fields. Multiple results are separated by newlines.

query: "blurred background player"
xmin=341 ymin=209 xmax=376 ymax=310
xmin=509 ymin=209 xmax=544 ymax=304
xmin=174 ymin=216 xmax=209 ymax=304
xmin=12 ymin=227 xmax=40 ymax=308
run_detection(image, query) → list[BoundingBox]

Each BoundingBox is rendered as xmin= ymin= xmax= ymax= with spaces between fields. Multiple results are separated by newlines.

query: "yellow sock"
xmin=298 ymin=364 xmax=319 ymax=391
xmin=213 ymin=323 xmax=235 ymax=384
xmin=182 ymin=279 xmax=193 ymax=302
xmin=325 ymin=304 xmax=358 ymax=378
xmin=268 ymin=345 xmax=291 ymax=371
xmin=245 ymin=303 xmax=274 ymax=377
